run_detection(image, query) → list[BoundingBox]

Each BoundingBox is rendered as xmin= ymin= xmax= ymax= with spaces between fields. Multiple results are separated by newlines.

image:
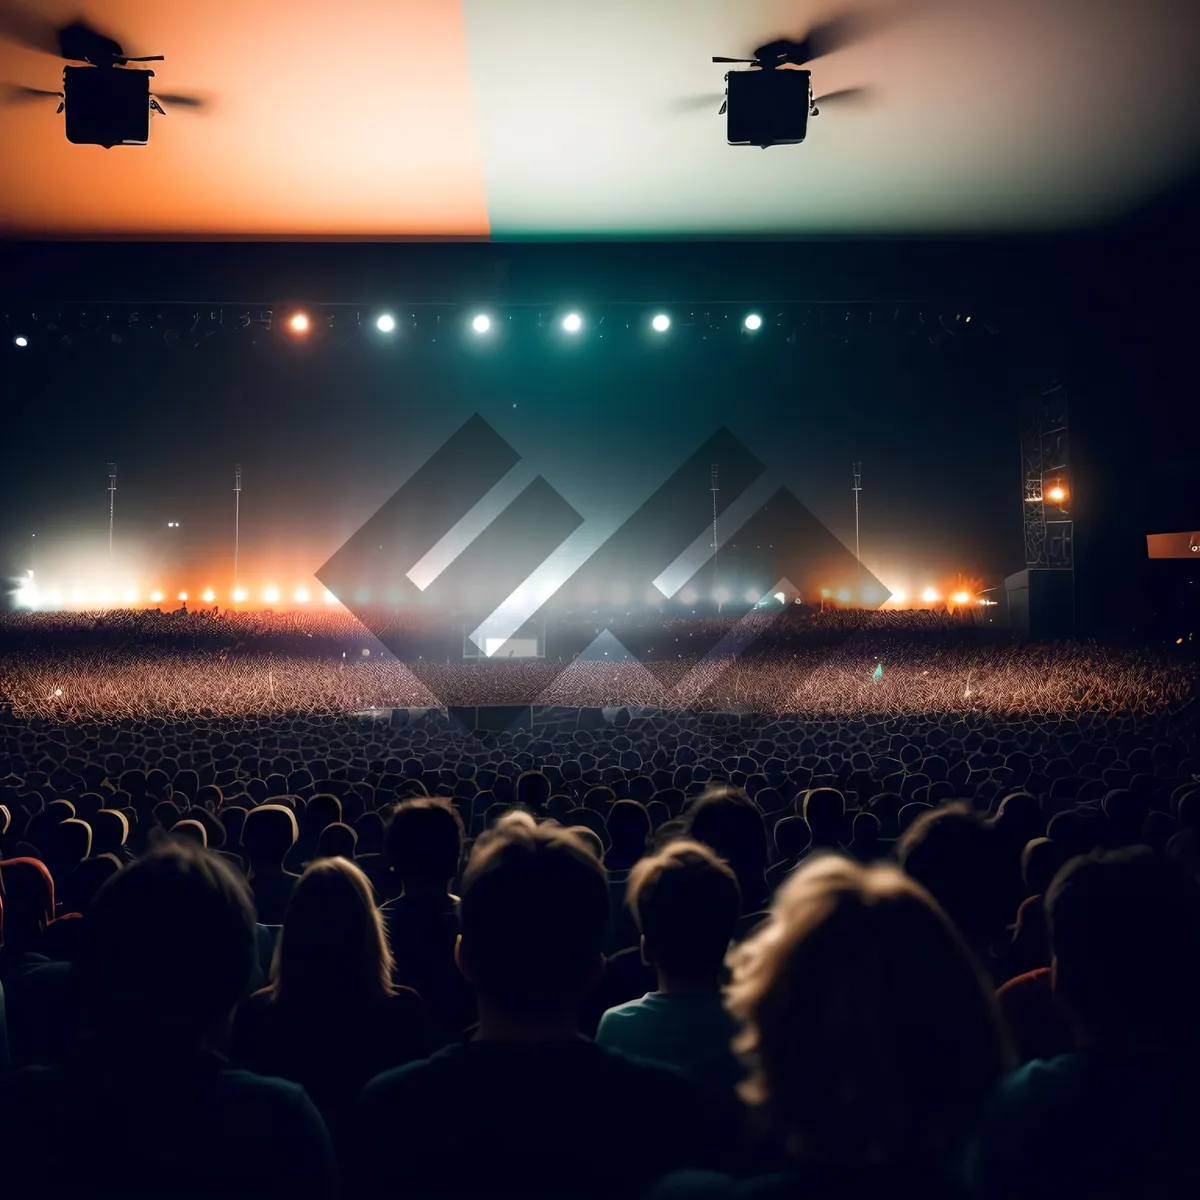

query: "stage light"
xmin=202 ymin=589 xmax=215 ymax=603
xmin=951 ymin=590 xmax=970 ymax=605
xmin=821 ymin=588 xmax=831 ymax=598
xmin=294 ymin=587 xmax=310 ymax=603
xmin=149 ymin=590 xmax=164 ymax=604
xmin=921 ymin=587 xmax=940 ymax=604
xmin=375 ymin=313 xmax=396 ymax=334
xmin=178 ymin=591 xmax=188 ymax=602
xmin=324 ymin=589 xmax=337 ymax=604
xmin=1047 ymin=485 xmax=1066 ymax=503
xmin=746 ymin=589 xmax=762 ymax=604
xmin=471 ymin=313 xmax=491 ymax=334
xmin=123 ymin=588 xmax=137 ymax=604
xmin=46 ymin=587 xmax=62 ymax=605
xmin=773 ymin=591 xmax=785 ymax=603
xmin=890 ymin=590 xmax=907 ymax=604
xmin=232 ymin=588 xmax=248 ymax=603
xmin=263 ymin=586 xmax=280 ymax=604
xmin=14 ymin=335 xmax=28 ymax=347
xmin=744 ymin=313 xmax=763 ymax=331
xmin=651 ymin=313 xmax=671 ymax=333
xmin=562 ymin=312 xmax=583 ymax=333
xmin=97 ymin=587 xmax=111 ymax=603
xmin=287 ymin=312 xmax=310 ymax=336
xmin=714 ymin=587 xmax=731 ymax=603
xmin=836 ymin=589 xmax=852 ymax=603
xmin=680 ymin=586 xmax=697 ymax=604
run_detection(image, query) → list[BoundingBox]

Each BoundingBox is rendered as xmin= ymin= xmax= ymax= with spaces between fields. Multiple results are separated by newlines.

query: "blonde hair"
xmin=727 ymin=856 xmax=1009 ymax=1168
xmin=271 ymin=856 xmax=394 ymax=1006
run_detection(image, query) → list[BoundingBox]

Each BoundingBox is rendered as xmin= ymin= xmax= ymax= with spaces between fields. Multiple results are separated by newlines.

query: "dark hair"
xmin=78 ymin=841 xmax=255 ymax=1043
xmin=384 ymin=798 xmax=463 ymax=888
xmin=802 ymin=788 xmax=845 ymax=840
xmin=241 ymin=804 xmax=298 ymax=867
xmin=271 ymin=857 xmax=393 ymax=1007
xmin=896 ymin=802 xmax=1008 ymax=948
xmin=627 ymin=839 xmax=740 ymax=982
xmin=686 ymin=785 xmax=767 ymax=883
xmin=460 ymin=812 xmax=609 ymax=1017
xmin=1046 ymin=847 xmax=1200 ymax=1045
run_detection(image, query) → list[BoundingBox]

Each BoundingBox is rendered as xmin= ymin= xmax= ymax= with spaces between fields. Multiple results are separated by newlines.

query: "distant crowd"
xmin=0 ymin=608 xmax=1191 ymax=719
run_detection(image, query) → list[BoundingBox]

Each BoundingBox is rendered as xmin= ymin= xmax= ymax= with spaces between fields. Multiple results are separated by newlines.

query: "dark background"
xmin=2 ymin=172 xmax=1197 ymax=637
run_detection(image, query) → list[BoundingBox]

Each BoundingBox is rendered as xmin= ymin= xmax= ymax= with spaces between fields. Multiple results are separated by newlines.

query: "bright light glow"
xmin=294 ymin=587 xmax=310 ymax=603
xmin=14 ymin=335 xmax=28 ymax=347
xmin=562 ymin=312 xmax=583 ymax=333
xmin=97 ymin=587 xmax=111 ymax=603
xmin=70 ymin=587 xmax=84 ymax=603
xmin=324 ymin=589 xmax=337 ymax=604
xmin=890 ymin=590 xmax=907 ymax=604
xmin=1047 ymin=485 xmax=1066 ymax=503
xmin=202 ymin=589 xmax=215 ymax=603
xmin=232 ymin=588 xmax=248 ymax=603
xmin=746 ymin=589 xmax=762 ymax=604
xmin=149 ymin=591 xmax=164 ymax=604
xmin=651 ymin=313 xmax=670 ymax=333
xmin=680 ymin=586 xmax=697 ymax=604
xmin=744 ymin=313 xmax=763 ymax=331
xmin=921 ymin=587 xmax=940 ymax=604
xmin=836 ymin=589 xmax=852 ymax=603
xmin=821 ymin=588 xmax=831 ymax=598
xmin=714 ymin=587 xmax=731 ymax=603
xmin=951 ymin=590 xmax=970 ymax=605
xmin=262 ymin=586 xmax=280 ymax=604
xmin=178 ymin=591 xmax=188 ymax=602
xmin=471 ymin=313 xmax=491 ymax=334
xmin=375 ymin=313 xmax=396 ymax=333
xmin=46 ymin=587 xmax=62 ymax=605
xmin=287 ymin=311 xmax=310 ymax=335
xmin=123 ymin=588 xmax=137 ymax=604
xmin=773 ymin=592 xmax=785 ymax=603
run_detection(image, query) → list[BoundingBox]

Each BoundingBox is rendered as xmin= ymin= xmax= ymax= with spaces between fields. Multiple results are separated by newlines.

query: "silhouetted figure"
xmin=232 ymin=857 xmax=426 ymax=1138
xmin=969 ymin=848 xmax=1200 ymax=1199
xmin=597 ymin=840 xmax=742 ymax=1094
xmin=350 ymin=812 xmax=717 ymax=1198
xmin=378 ymin=797 xmax=474 ymax=1045
xmin=241 ymin=803 xmax=299 ymax=925
xmin=0 ymin=841 xmax=337 ymax=1198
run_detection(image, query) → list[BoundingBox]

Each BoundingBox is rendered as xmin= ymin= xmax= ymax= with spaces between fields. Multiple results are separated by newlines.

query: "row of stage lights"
xmin=6 ymin=304 xmax=988 ymax=351
xmin=280 ymin=309 xmax=759 ymax=340
xmin=15 ymin=573 xmax=993 ymax=612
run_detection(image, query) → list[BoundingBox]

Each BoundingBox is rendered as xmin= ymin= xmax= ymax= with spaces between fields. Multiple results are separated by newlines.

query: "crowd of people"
xmin=0 ymin=607 xmax=1191 ymax=719
xmin=0 ymin=607 xmax=1197 ymax=1196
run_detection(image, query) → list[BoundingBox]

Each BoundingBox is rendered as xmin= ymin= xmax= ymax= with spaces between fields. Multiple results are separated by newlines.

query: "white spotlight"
xmin=375 ymin=313 xmax=396 ymax=334
xmin=471 ymin=313 xmax=491 ymax=334
xmin=744 ymin=313 xmax=763 ymax=331
xmin=890 ymin=590 xmax=906 ymax=604
xmin=562 ymin=312 xmax=583 ymax=333
xmin=232 ymin=587 xmax=247 ymax=603
xmin=651 ymin=313 xmax=670 ymax=333
xmin=836 ymin=589 xmax=852 ymax=603
xmin=149 ymin=590 xmax=164 ymax=604
xmin=14 ymin=335 xmax=28 ymax=347
xmin=201 ymin=589 xmax=215 ymax=603
xmin=294 ymin=587 xmax=310 ymax=603
xmin=680 ymin=586 xmax=697 ymax=604
xmin=713 ymin=587 xmax=731 ymax=604
xmin=746 ymin=589 xmax=762 ymax=604
xmin=263 ymin=586 xmax=280 ymax=604
xmin=921 ymin=587 xmax=940 ymax=604
xmin=177 ymin=591 xmax=188 ymax=602
xmin=324 ymin=589 xmax=337 ymax=604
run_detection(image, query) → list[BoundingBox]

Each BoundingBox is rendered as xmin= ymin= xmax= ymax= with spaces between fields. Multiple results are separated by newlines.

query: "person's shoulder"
xmin=649 ymin=1171 xmax=795 ymax=1200
xmin=592 ymin=1041 xmax=703 ymax=1097
xmin=361 ymin=1040 xmax=460 ymax=1102
xmin=217 ymin=1062 xmax=318 ymax=1111
xmin=597 ymin=993 xmax=653 ymax=1031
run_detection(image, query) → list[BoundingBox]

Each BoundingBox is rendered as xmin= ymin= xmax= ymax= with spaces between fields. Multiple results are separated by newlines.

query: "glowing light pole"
xmin=107 ymin=463 xmax=117 ymax=561
xmin=233 ymin=463 xmax=242 ymax=592
xmin=852 ymin=462 xmax=862 ymax=598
